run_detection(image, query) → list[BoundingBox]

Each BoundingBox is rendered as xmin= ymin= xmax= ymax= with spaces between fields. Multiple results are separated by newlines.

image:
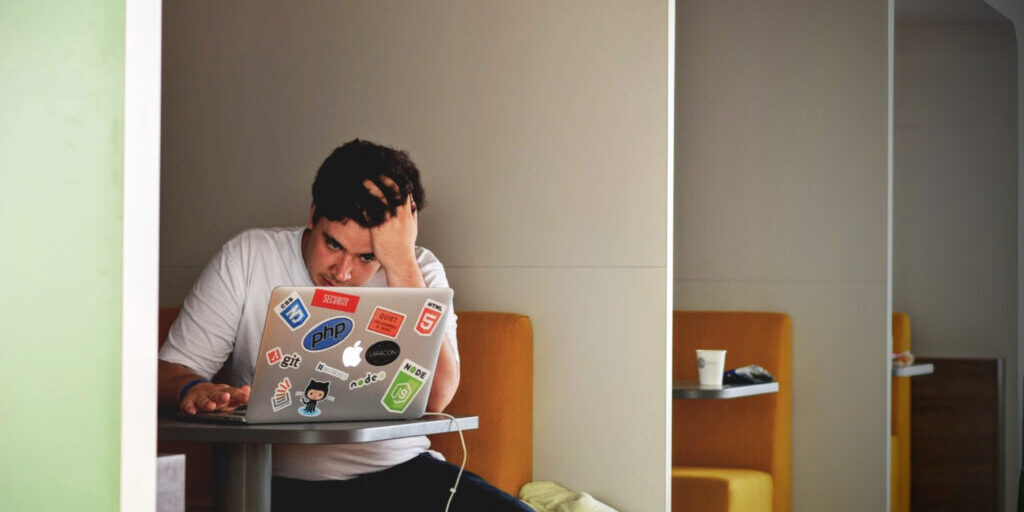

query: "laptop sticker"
xmin=366 ymin=307 xmax=406 ymax=338
xmin=266 ymin=347 xmax=283 ymax=365
xmin=342 ymin=340 xmax=363 ymax=367
xmin=315 ymin=361 xmax=349 ymax=381
xmin=271 ymin=377 xmax=292 ymax=412
xmin=348 ymin=370 xmax=386 ymax=390
xmin=280 ymin=352 xmax=302 ymax=369
xmin=381 ymin=359 xmax=431 ymax=413
xmin=274 ymin=291 xmax=310 ymax=331
xmin=302 ymin=316 xmax=354 ymax=352
xmin=415 ymin=299 xmax=445 ymax=336
xmin=366 ymin=341 xmax=400 ymax=366
xmin=311 ymin=289 xmax=361 ymax=313
xmin=296 ymin=379 xmax=334 ymax=417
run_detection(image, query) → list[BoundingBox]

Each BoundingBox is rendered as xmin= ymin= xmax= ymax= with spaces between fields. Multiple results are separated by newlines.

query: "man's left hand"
xmin=364 ymin=177 xmax=424 ymax=287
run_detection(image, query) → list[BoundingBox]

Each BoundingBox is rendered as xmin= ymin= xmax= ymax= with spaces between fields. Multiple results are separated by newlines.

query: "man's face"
xmin=301 ymin=210 xmax=381 ymax=287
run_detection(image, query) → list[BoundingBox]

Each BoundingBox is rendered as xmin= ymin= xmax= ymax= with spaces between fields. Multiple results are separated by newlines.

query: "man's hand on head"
xmin=180 ymin=382 xmax=250 ymax=415
xmin=363 ymin=177 xmax=426 ymax=287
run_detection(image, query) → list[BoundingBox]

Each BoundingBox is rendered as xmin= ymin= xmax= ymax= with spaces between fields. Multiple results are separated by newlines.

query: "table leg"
xmin=216 ymin=443 xmax=272 ymax=512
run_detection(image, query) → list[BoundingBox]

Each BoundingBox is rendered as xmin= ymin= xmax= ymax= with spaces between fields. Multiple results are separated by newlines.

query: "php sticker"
xmin=271 ymin=377 xmax=292 ymax=412
xmin=349 ymin=370 xmax=386 ymax=390
xmin=366 ymin=307 xmax=406 ymax=338
xmin=415 ymin=299 xmax=445 ymax=336
xmin=315 ymin=361 xmax=349 ymax=381
xmin=302 ymin=316 xmax=354 ymax=352
xmin=381 ymin=359 xmax=431 ymax=413
xmin=295 ymin=379 xmax=334 ymax=417
xmin=274 ymin=291 xmax=309 ymax=331
xmin=312 ymin=289 xmax=360 ymax=313
xmin=365 ymin=341 xmax=400 ymax=366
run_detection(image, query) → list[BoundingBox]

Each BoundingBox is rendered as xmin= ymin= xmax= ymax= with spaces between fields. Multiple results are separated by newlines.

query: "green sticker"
xmin=381 ymin=359 xmax=431 ymax=413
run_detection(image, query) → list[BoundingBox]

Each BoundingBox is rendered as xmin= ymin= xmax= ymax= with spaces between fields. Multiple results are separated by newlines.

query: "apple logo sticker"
xmin=342 ymin=340 xmax=363 ymax=368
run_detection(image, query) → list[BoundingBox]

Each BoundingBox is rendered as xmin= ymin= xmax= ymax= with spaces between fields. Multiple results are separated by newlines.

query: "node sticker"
xmin=274 ymin=291 xmax=309 ymax=331
xmin=366 ymin=307 xmax=406 ymax=338
xmin=271 ymin=377 xmax=292 ymax=412
xmin=415 ymin=299 xmax=445 ymax=336
xmin=296 ymin=379 xmax=334 ymax=417
xmin=349 ymin=370 xmax=386 ymax=390
xmin=365 ymin=341 xmax=400 ymax=366
xmin=381 ymin=359 xmax=431 ymax=413
xmin=312 ymin=289 xmax=360 ymax=313
xmin=315 ymin=361 xmax=349 ymax=381
xmin=302 ymin=316 xmax=354 ymax=352
xmin=266 ymin=347 xmax=283 ymax=365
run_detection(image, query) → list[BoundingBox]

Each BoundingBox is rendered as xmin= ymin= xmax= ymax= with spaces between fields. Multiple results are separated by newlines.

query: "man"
xmin=158 ymin=139 xmax=530 ymax=510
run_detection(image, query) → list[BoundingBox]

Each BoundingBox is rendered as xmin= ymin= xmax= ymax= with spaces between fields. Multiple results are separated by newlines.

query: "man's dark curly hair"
xmin=311 ymin=139 xmax=426 ymax=228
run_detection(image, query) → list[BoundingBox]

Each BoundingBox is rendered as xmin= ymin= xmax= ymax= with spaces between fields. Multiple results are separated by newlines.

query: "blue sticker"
xmin=274 ymin=291 xmax=310 ymax=331
xmin=302 ymin=316 xmax=354 ymax=352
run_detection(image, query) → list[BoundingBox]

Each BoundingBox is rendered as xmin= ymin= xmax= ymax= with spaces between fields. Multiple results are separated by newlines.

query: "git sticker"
xmin=366 ymin=307 xmax=406 ymax=338
xmin=266 ymin=347 xmax=283 ymax=365
xmin=415 ymin=299 xmax=445 ymax=336
xmin=381 ymin=359 xmax=431 ymax=413
xmin=271 ymin=377 xmax=292 ymax=412
xmin=274 ymin=291 xmax=309 ymax=331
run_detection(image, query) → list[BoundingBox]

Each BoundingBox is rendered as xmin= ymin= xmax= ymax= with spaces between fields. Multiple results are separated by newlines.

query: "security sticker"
xmin=349 ymin=370 xmax=386 ymax=390
xmin=295 ymin=379 xmax=334 ymax=417
xmin=366 ymin=307 xmax=406 ymax=338
xmin=415 ymin=299 xmax=445 ymax=336
xmin=312 ymin=289 xmax=360 ymax=313
xmin=266 ymin=347 xmax=284 ymax=365
xmin=274 ymin=291 xmax=310 ymax=331
xmin=271 ymin=377 xmax=292 ymax=412
xmin=381 ymin=359 xmax=431 ymax=413
xmin=302 ymin=316 xmax=354 ymax=352
xmin=315 ymin=361 xmax=349 ymax=381
xmin=365 ymin=341 xmax=400 ymax=366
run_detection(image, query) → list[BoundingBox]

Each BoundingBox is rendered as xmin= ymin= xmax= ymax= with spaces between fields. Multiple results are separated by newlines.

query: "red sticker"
xmin=415 ymin=299 xmax=445 ymax=336
xmin=366 ymin=307 xmax=406 ymax=338
xmin=266 ymin=347 xmax=283 ymax=365
xmin=312 ymin=290 xmax=360 ymax=313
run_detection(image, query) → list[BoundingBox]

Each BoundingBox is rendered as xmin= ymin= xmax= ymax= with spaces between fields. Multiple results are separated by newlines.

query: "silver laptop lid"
xmin=238 ymin=286 xmax=453 ymax=424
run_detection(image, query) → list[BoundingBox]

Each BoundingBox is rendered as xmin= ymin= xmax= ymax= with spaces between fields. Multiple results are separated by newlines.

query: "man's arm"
xmin=366 ymin=179 xmax=461 ymax=411
xmin=158 ymin=360 xmax=250 ymax=415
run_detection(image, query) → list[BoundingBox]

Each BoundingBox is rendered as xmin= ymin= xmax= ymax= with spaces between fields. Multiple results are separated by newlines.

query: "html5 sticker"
xmin=366 ymin=307 xmax=406 ymax=339
xmin=311 ymin=289 xmax=360 ymax=313
xmin=415 ymin=299 xmax=445 ymax=336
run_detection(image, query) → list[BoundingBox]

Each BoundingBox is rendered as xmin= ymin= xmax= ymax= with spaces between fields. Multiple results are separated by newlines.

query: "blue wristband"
xmin=178 ymin=378 xmax=211 ymax=403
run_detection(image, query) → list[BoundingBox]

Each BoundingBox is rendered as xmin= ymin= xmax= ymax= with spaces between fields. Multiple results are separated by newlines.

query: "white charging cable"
xmin=422 ymin=412 xmax=467 ymax=512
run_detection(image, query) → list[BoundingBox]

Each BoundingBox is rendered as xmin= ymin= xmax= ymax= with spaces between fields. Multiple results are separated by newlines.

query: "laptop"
xmin=192 ymin=286 xmax=454 ymax=424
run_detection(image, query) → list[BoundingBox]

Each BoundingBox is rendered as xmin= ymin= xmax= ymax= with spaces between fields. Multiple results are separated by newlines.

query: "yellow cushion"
xmin=672 ymin=467 xmax=773 ymax=512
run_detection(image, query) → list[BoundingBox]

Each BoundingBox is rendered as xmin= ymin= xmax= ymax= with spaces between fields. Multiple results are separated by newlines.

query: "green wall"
xmin=0 ymin=1 xmax=125 ymax=510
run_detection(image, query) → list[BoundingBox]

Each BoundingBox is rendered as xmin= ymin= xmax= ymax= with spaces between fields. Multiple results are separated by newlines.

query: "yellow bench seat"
xmin=672 ymin=467 xmax=773 ymax=512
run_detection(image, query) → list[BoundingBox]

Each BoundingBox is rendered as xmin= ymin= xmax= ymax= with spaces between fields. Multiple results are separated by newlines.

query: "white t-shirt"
xmin=159 ymin=227 xmax=459 ymax=480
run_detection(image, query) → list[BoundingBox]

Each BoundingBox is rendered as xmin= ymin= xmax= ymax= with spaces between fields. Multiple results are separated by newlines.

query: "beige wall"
xmin=161 ymin=1 xmax=670 ymax=509
xmin=894 ymin=14 xmax=1018 ymax=510
xmin=674 ymin=2 xmax=891 ymax=511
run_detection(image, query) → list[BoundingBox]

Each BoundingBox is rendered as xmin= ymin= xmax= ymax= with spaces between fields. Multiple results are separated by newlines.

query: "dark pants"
xmin=271 ymin=453 xmax=532 ymax=511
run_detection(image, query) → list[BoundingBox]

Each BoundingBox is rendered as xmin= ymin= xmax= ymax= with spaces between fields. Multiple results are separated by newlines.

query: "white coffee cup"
xmin=696 ymin=349 xmax=727 ymax=388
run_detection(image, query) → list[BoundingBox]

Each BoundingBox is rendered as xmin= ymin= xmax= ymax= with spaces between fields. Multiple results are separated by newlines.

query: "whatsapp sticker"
xmin=381 ymin=359 xmax=431 ymax=413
